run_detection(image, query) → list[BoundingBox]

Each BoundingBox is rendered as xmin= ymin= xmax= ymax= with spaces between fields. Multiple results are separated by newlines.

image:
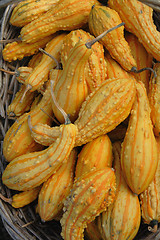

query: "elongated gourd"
xmin=125 ymin=32 xmax=153 ymax=92
xmin=88 ymin=5 xmax=136 ymax=71
xmin=60 ymin=168 xmax=116 ymax=240
xmin=2 ymin=35 xmax=54 ymax=62
xmin=20 ymin=0 xmax=99 ymax=43
xmin=75 ymin=134 xmax=112 ymax=178
xmin=121 ymin=81 xmax=158 ymax=194
xmin=74 ymin=76 xmax=136 ymax=147
xmin=28 ymin=76 xmax=136 ymax=148
xmin=61 ymin=29 xmax=106 ymax=92
xmin=52 ymin=39 xmax=90 ymax=123
xmin=139 ymin=136 xmax=160 ymax=233
xmin=2 ymin=123 xmax=77 ymax=191
xmin=28 ymin=52 xmax=43 ymax=68
xmin=98 ymin=141 xmax=141 ymax=240
xmin=38 ymin=148 xmax=77 ymax=221
xmin=24 ymin=32 xmax=66 ymax=93
xmin=85 ymin=218 xmax=102 ymax=240
xmin=148 ymin=62 xmax=160 ymax=136
xmin=10 ymin=0 xmax=59 ymax=27
xmin=7 ymin=84 xmax=36 ymax=117
xmin=108 ymin=0 xmax=160 ymax=61
xmin=3 ymin=85 xmax=53 ymax=162
xmin=11 ymin=186 xmax=41 ymax=208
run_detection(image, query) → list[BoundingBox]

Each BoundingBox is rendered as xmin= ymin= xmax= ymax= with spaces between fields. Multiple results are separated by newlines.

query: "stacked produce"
xmin=1 ymin=0 xmax=160 ymax=239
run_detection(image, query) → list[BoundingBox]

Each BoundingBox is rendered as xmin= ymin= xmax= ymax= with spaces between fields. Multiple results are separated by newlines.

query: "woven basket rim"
xmin=1 ymin=1 xmax=160 ymax=240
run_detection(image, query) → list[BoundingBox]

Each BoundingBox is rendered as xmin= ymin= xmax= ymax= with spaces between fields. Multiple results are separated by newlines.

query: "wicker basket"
xmin=1 ymin=1 xmax=160 ymax=240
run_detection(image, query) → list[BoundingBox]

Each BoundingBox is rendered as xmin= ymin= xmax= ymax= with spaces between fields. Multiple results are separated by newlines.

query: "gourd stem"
xmin=28 ymin=115 xmax=34 ymax=132
xmin=0 ymin=37 xmax=21 ymax=43
xmin=148 ymin=224 xmax=158 ymax=233
xmin=0 ymin=193 xmax=12 ymax=204
xmin=40 ymin=108 xmax=60 ymax=125
xmin=50 ymin=80 xmax=71 ymax=125
xmin=39 ymin=48 xmax=62 ymax=70
xmin=0 ymin=68 xmax=17 ymax=75
xmin=85 ymin=22 xmax=125 ymax=49
xmin=131 ymin=66 xmax=157 ymax=78
xmin=19 ymin=84 xmax=32 ymax=103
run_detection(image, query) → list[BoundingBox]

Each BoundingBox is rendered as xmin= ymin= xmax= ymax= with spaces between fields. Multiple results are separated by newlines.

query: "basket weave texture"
xmin=1 ymin=2 xmax=160 ymax=240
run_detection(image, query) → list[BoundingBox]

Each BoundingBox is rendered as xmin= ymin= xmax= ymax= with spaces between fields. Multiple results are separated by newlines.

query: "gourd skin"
xmin=75 ymin=134 xmax=112 ymax=178
xmin=121 ymin=81 xmax=158 ymax=194
xmin=108 ymin=0 xmax=160 ymax=61
xmin=88 ymin=5 xmax=136 ymax=71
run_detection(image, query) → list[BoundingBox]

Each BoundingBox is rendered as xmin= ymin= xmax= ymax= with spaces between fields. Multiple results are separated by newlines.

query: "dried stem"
xmin=39 ymin=48 xmax=62 ymax=70
xmin=40 ymin=108 xmax=60 ymax=125
xmin=28 ymin=115 xmax=34 ymax=132
xmin=19 ymin=84 xmax=32 ymax=103
xmin=0 ymin=37 xmax=21 ymax=44
xmin=0 ymin=193 xmax=12 ymax=204
xmin=85 ymin=22 xmax=125 ymax=49
xmin=148 ymin=224 xmax=158 ymax=233
xmin=50 ymin=80 xmax=71 ymax=124
xmin=131 ymin=66 xmax=157 ymax=78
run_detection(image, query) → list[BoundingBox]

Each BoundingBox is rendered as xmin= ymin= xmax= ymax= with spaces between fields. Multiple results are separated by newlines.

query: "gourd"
xmin=3 ymin=85 xmax=53 ymax=162
xmin=2 ymin=122 xmax=77 ymax=191
xmin=98 ymin=141 xmax=141 ymax=240
xmin=20 ymin=0 xmax=99 ymax=43
xmin=38 ymin=148 xmax=77 ymax=221
xmin=121 ymin=81 xmax=158 ymax=194
xmin=125 ymin=32 xmax=153 ymax=92
xmin=10 ymin=0 xmax=59 ymax=27
xmin=60 ymin=168 xmax=116 ymax=240
xmin=60 ymin=29 xmax=106 ymax=92
xmin=148 ymin=62 xmax=160 ymax=136
xmin=139 ymin=136 xmax=160 ymax=233
xmin=75 ymin=134 xmax=113 ymax=178
xmin=2 ymin=35 xmax=54 ymax=62
xmin=108 ymin=0 xmax=160 ymax=61
xmin=88 ymin=5 xmax=136 ymax=71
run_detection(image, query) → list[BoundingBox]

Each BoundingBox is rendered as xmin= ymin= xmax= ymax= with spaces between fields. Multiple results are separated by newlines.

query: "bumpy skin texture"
xmin=38 ymin=148 xmax=77 ymax=221
xmin=88 ymin=5 xmax=136 ymax=71
xmin=60 ymin=168 xmax=116 ymax=240
xmin=125 ymin=32 xmax=153 ymax=92
xmin=148 ymin=63 xmax=160 ymax=136
xmin=10 ymin=0 xmax=59 ymax=27
xmin=121 ymin=81 xmax=158 ymax=194
xmin=2 ymin=35 xmax=53 ymax=62
xmin=16 ymin=67 xmax=33 ymax=84
xmin=61 ymin=29 xmax=106 ymax=92
xmin=3 ymin=86 xmax=53 ymax=162
xmin=20 ymin=0 xmax=99 ymax=43
xmin=12 ymin=186 xmax=41 ymax=208
xmin=75 ymin=134 xmax=112 ymax=178
xmin=139 ymin=137 xmax=160 ymax=227
xmin=25 ymin=33 xmax=66 ymax=92
xmin=74 ymin=77 xmax=136 ymax=146
xmin=2 ymin=123 xmax=77 ymax=191
xmin=108 ymin=0 xmax=160 ymax=61
xmin=52 ymin=40 xmax=90 ymax=123
xmin=98 ymin=141 xmax=141 ymax=240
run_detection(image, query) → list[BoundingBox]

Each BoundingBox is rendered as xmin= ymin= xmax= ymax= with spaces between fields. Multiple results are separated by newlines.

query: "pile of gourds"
xmin=1 ymin=0 xmax=160 ymax=239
